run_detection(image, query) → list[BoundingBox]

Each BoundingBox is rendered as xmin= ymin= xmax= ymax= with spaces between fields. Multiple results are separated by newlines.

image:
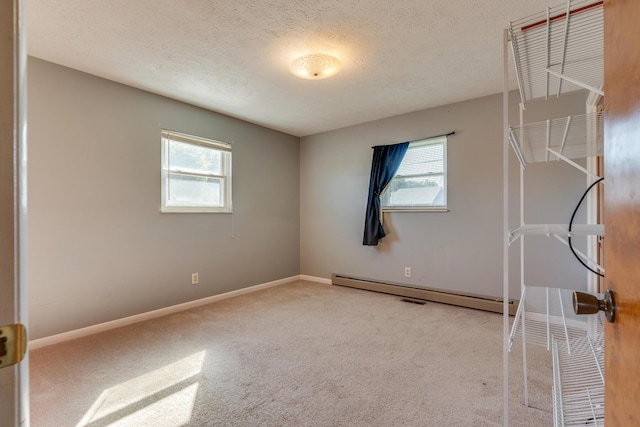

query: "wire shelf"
xmin=552 ymin=328 xmax=605 ymax=426
xmin=509 ymin=111 xmax=604 ymax=166
xmin=509 ymin=224 xmax=604 ymax=245
xmin=509 ymin=286 xmax=599 ymax=354
xmin=509 ymin=0 xmax=603 ymax=103
xmin=504 ymin=2 xmax=606 ymax=422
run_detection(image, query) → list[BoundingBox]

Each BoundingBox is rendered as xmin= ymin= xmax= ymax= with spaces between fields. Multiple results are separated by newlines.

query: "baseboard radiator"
xmin=331 ymin=274 xmax=518 ymax=315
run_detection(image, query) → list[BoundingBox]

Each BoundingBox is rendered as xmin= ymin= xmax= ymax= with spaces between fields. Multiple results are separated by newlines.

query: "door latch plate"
xmin=0 ymin=324 xmax=27 ymax=368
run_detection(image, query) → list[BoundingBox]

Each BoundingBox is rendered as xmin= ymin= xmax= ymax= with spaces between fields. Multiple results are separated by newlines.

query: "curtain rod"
xmin=372 ymin=131 xmax=456 ymax=149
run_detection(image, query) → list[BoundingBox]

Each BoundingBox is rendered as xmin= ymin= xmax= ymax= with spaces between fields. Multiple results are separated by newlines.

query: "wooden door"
xmin=603 ymin=0 xmax=640 ymax=425
xmin=0 ymin=0 xmax=29 ymax=425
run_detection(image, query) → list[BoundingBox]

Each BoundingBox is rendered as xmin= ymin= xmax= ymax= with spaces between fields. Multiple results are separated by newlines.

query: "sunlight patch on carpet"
xmin=99 ymin=383 xmax=199 ymax=427
xmin=76 ymin=351 xmax=205 ymax=426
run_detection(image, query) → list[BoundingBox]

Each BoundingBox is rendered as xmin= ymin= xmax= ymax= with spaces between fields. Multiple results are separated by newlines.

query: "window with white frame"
xmin=161 ymin=130 xmax=232 ymax=213
xmin=382 ymin=136 xmax=447 ymax=210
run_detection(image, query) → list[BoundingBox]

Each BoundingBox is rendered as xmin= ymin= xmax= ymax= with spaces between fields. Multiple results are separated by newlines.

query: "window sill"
xmin=382 ymin=207 xmax=449 ymax=213
xmin=161 ymin=207 xmax=233 ymax=214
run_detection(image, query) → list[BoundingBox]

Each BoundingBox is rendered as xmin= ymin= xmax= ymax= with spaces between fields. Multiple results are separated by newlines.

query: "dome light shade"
xmin=290 ymin=53 xmax=341 ymax=80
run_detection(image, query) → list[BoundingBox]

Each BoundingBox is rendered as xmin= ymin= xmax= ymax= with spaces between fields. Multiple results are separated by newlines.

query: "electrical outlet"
xmin=191 ymin=273 xmax=199 ymax=285
xmin=404 ymin=267 xmax=412 ymax=278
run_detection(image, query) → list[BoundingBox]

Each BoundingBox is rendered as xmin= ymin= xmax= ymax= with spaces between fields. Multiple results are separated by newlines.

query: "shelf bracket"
xmin=553 ymin=234 xmax=605 ymax=273
xmin=545 ymin=6 xmax=551 ymax=100
xmin=556 ymin=0 xmax=573 ymax=97
xmin=509 ymin=130 xmax=527 ymax=168
xmin=558 ymin=115 xmax=573 ymax=157
xmin=546 ymin=119 xmax=552 ymax=162
xmin=508 ymin=24 xmax=526 ymax=105
xmin=545 ymin=68 xmax=605 ymax=96
xmin=546 ymin=147 xmax=601 ymax=179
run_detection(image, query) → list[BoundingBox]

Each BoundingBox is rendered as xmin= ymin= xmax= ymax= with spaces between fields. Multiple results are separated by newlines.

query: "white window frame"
xmin=381 ymin=136 xmax=448 ymax=212
xmin=161 ymin=129 xmax=232 ymax=213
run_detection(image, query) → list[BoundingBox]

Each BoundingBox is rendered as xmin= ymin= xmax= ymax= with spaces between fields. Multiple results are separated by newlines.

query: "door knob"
xmin=573 ymin=290 xmax=616 ymax=323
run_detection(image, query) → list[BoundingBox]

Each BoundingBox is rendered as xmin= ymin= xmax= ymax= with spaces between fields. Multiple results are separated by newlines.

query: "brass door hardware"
xmin=0 ymin=324 xmax=27 ymax=368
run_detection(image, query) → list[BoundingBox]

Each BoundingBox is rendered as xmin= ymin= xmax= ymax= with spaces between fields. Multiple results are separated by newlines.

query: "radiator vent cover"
xmin=400 ymin=298 xmax=427 ymax=305
xmin=332 ymin=274 xmax=518 ymax=315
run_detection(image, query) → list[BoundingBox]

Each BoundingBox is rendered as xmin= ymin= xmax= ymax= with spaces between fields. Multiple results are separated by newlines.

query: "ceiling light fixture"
xmin=290 ymin=53 xmax=341 ymax=80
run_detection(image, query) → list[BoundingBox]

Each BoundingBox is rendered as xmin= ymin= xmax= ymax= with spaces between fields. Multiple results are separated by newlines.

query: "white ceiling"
xmin=27 ymin=0 xmax=552 ymax=137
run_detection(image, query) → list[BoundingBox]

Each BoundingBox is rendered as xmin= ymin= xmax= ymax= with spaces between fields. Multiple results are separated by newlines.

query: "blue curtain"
xmin=363 ymin=142 xmax=409 ymax=246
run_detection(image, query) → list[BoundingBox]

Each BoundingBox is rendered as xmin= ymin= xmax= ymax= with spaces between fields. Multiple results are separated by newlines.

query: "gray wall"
xmin=27 ymin=55 xmax=592 ymax=339
xmin=300 ymin=90 xmax=591 ymax=299
xmin=27 ymin=57 xmax=300 ymax=339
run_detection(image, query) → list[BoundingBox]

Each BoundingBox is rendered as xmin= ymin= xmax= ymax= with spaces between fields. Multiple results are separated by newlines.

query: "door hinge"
xmin=0 ymin=324 xmax=27 ymax=368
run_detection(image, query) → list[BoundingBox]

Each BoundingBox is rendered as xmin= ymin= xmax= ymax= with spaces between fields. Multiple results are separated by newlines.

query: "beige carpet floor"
xmin=30 ymin=280 xmax=553 ymax=426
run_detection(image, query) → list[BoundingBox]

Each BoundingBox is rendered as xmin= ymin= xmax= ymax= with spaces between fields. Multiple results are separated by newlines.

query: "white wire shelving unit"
xmin=509 ymin=224 xmax=603 ymax=244
xmin=507 ymin=109 xmax=606 ymax=275
xmin=552 ymin=315 xmax=605 ymax=426
xmin=508 ymin=111 xmax=604 ymax=168
xmin=508 ymin=0 xmax=604 ymax=104
xmin=503 ymin=1 xmax=605 ymax=425
xmin=509 ymin=286 xmax=596 ymax=354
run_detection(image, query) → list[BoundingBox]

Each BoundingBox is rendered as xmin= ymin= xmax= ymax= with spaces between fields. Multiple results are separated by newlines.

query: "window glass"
xmin=382 ymin=136 xmax=447 ymax=210
xmin=168 ymin=140 xmax=222 ymax=176
xmin=161 ymin=130 xmax=232 ymax=213
xmin=167 ymin=174 xmax=223 ymax=207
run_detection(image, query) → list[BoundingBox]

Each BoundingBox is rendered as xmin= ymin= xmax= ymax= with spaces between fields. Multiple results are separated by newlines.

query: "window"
xmin=381 ymin=136 xmax=447 ymax=211
xmin=161 ymin=130 xmax=232 ymax=213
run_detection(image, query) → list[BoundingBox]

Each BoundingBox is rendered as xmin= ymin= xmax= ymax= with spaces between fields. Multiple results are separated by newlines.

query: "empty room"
xmin=1 ymin=0 xmax=638 ymax=426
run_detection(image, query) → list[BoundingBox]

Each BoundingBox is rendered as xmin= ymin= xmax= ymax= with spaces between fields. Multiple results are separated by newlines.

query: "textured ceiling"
xmin=27 ymin=0 xmax=553 ymax=137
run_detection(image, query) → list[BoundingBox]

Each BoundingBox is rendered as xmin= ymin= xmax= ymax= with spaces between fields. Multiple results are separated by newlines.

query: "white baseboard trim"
xmin=299 ymin=275 xmax=332 ymax=284
xmin=29 ymin=275 xmax=300 ymax=350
